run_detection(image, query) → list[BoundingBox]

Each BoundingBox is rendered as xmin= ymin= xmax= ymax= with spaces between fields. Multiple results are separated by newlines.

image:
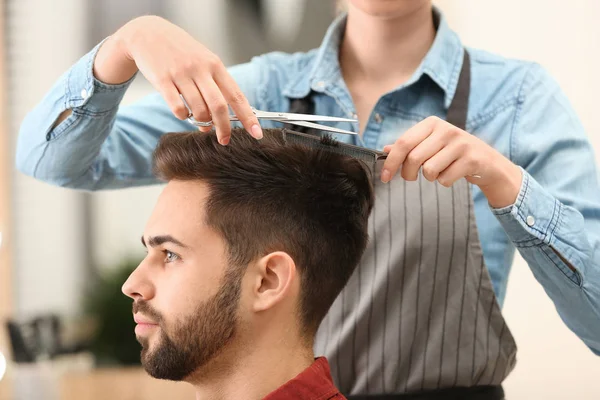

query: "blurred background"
xmin=0 ymin=0 xmax=599 ymax=399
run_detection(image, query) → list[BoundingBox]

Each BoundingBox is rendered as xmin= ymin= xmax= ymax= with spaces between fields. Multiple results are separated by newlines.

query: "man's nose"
xmin=122 ymin=261 xmax=155 ymax=301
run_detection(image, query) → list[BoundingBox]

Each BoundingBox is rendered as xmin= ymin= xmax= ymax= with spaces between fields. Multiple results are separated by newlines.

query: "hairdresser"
xmin=15 ymin=1 xmax=600 ymax=399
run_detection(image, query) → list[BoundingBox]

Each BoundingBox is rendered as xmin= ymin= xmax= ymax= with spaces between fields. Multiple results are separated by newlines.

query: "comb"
xmin=281 ymin=129 xmax=387 ymax=176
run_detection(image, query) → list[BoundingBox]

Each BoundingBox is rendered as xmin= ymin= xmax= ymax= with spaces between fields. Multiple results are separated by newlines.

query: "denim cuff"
xmin=491 ymin=166 xmax=562 ymax=247
xmin=65 ymin=37 xmax=137 ymax=114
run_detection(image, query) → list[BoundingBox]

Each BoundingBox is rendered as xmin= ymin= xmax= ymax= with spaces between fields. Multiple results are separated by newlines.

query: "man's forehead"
xmin=144 ymin=180 xmax=210 ymax=240
xmin=162 ymin=179 xmax=209 ymax=201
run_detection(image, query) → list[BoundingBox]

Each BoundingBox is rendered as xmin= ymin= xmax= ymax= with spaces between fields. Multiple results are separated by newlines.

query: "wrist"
xmin=93 ymin=29 xmax=138 ymax=85
xmin=479 ymin=163 xmax=523 ymax=208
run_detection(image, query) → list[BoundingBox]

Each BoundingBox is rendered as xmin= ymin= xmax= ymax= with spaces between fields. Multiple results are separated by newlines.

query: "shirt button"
xmin=81 ymin=88 xmax=89 ymax=99
xmin=316 ymin=81 xmax=325 ymax=89
xmin=352 ymin=113 xmax=358 ymax=119
xmin=374 ymin=113 xmax=384 ymax=123
xmin=526 ymin=215 xmax=535 ymax=227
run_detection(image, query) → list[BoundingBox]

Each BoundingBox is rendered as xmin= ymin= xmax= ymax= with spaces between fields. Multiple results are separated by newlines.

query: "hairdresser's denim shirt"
xmin=16 ymin=11 xmax=600 ymax=354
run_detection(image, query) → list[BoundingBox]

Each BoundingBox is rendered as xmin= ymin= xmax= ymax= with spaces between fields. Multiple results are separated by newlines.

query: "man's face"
xmin=122 ymin=180 xmax=243 ymax=381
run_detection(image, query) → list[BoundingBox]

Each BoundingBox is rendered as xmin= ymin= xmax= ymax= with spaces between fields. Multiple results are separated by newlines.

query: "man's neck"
xmin=192 ymin=335 xmax=314 ymax=400
xmin=340 ymin=3 xmax=436 ymax=87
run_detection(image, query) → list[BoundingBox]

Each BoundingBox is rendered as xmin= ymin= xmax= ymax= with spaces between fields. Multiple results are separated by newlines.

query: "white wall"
xmin=435 ymin=1 xmax=600 ymax=398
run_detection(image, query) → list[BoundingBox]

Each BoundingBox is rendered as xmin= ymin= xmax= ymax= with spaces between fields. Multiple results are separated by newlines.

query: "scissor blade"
xmin=229 ymin=108 xmax=358 ymax=123
xmin=273 ymin=111 xmax=357 ymax=123
xmin=277 ymin=119 xmax=358 ymax=135
xmin=249 ymin=109 xmax=357 ymax=123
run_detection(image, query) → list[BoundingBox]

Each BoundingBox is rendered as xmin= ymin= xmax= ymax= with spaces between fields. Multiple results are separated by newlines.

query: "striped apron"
xmin=289 ymin=50 xmax=517 ymax=399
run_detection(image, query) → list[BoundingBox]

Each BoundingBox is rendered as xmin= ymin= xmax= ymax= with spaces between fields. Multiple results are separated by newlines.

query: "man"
xmin=121 ymin=128 xmax=375 ymax=400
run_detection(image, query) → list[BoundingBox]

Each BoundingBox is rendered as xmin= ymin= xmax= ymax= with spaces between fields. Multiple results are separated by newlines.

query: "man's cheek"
xmin=159 ymin=315 xmax=180 ymax=338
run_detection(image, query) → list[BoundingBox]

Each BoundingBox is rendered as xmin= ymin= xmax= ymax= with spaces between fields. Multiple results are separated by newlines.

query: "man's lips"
xmin=134 ymin=314 xmax=158 ymax=325
xmin=134 ymin=314 xmax=159 ymax=335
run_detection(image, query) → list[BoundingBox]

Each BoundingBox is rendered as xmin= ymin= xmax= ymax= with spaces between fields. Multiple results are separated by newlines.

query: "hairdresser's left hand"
xmin=381 ymin=116 xmax=522 ymax=208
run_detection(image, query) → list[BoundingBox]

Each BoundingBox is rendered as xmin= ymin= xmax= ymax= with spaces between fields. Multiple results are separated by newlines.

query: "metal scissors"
xmin=186 ymin=108 xmax=358 ymax=135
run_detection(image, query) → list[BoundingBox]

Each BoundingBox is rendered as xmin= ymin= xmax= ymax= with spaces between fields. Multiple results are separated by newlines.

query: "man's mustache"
xmin=133 ymin=300 xmax=163 ymax=323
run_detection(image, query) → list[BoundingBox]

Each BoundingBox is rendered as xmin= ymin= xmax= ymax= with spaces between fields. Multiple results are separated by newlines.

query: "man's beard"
xmin=132 ymin=265 xmax=243 ymax=381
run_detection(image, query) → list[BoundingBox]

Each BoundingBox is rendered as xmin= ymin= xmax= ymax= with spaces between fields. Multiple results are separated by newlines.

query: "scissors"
xmin=186 ymin=107 xmax=358 ymax=135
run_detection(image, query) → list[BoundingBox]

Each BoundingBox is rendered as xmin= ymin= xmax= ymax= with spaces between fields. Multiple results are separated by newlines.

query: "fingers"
xmin=159 ymin=83 xmax=190 ymax=120
xmin=437 ymin=158 xmax=471 ymax=187
xmin=128 ymin=19 xmax=263 ymax=144
xmin=199 ymin=79 xmax=232 ymax=145
xmin=381 ymin=117 xmax=438 ymax=182
xmin=156 ymin=51 xmax=262 ymax=144
xmin=214 ymin=68 xmax=263 ymax=139
xmin=400 ymin=131 xmax=446 ymax=181
xmin=176 ymin=79 xmax=211 ymax=125
xmin=420 ymin=144 xmax=458 ymax=182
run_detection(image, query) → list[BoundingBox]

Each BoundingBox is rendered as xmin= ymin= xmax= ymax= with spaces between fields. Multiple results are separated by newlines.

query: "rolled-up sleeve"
xmin=63 ymin=39 xmax=136 ymax=116
xmin=16 ymin=39 xmax=136 ymax=184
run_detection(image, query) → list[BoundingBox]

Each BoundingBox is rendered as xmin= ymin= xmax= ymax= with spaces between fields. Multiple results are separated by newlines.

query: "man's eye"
xmin=164 ymin=250 xmax=180 ymax=263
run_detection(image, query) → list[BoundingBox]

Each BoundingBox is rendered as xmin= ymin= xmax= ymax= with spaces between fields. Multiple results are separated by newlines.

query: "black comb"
xmin=281 ymin=129 xmax=387 ymax=175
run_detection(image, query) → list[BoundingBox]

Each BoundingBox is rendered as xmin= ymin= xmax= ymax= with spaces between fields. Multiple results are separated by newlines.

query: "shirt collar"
xmin=262 ymin=357 xmax=341 ymax=400
xmin=283 ymin=6 xmax=465 ymax=109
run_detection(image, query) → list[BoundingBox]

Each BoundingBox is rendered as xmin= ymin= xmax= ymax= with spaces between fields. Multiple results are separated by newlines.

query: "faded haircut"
xmin=153 ymin=128 xmax=374 ymax=337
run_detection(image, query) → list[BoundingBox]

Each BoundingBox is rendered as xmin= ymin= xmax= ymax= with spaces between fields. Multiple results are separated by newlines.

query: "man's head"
xmin=122 ymin=128 xmax=374 ymax=381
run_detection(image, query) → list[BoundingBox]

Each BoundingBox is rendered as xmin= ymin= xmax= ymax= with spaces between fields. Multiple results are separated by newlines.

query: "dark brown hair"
xmin=153 ymin=128 xmax=374 ymax=337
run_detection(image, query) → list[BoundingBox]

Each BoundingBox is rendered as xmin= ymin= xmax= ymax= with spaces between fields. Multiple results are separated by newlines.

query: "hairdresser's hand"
xmin=381 ymin=116 xmax=522 ymax=208
xmin=93 ymin=15 xmax=262 ymax=145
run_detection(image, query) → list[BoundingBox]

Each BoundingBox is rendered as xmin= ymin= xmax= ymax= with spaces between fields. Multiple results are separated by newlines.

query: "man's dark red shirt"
xmin=262 ymin=357 xmax=346 ymax=400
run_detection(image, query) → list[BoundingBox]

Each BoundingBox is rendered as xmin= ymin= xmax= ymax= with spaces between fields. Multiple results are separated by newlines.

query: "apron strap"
xmin=445 ymin=49 xmax=471 ymax=131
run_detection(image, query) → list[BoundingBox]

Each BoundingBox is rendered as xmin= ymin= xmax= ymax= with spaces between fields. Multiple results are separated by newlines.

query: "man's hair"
xmin=153 ymin=128 xmax=374 ymax=337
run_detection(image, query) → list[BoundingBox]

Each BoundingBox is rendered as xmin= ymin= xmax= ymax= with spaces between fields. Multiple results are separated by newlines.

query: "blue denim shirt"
xmin=16 ymin=11 xmax=600 ymax=355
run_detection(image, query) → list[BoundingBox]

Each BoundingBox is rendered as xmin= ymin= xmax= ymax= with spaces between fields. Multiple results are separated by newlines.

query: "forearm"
xmin=94 ymin=26 xmax=138 ymax=85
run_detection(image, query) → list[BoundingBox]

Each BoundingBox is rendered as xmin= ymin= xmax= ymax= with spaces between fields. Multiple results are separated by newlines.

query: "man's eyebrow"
xmin=141 ymin=235 xmax=189 ymax=249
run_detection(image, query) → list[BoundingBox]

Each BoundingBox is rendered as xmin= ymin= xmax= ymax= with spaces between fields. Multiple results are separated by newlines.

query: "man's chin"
xmin=141 ymin=353 xmax=194 ymax=382
xmin=140 ymin=349 xmax=168 ymax=380
xmin=144 ymin=368 xmax=191 ymax=382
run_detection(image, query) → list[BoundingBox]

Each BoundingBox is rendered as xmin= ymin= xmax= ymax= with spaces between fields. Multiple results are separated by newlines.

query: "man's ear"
xmin=250 ymin=251 xmax=297 ymax=312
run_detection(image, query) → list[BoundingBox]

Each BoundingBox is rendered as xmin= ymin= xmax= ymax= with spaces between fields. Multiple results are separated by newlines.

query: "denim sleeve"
xmin=15 ymin=39 xmax=268 ymax=190
xmin=492 ymin=63 xmax=600 ymax=355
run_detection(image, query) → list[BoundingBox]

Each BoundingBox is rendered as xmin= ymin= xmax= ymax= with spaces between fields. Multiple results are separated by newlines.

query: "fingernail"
xmin=381 ymin=169 xmax=391 ymax=183
xmin=251 ymin=124 xmax=263 ymax=139
xmin=220 ymin=136 xmax=230 ymax=146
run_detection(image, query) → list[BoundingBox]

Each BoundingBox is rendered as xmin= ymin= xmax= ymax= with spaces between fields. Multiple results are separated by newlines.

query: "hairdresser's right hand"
xmin=93 ymin=15 xmax=262 ymax=145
